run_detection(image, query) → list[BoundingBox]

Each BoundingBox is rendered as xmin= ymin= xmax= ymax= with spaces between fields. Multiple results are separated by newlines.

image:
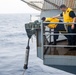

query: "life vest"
xmin=45 ymin=18 xmax=59 ymax=29
xmin=63 ymin=8 xmax=73 ymax=26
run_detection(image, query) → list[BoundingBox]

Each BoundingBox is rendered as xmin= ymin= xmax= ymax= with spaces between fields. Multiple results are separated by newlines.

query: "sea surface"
xmin=0 ymin=14 xmax=74 ymax=75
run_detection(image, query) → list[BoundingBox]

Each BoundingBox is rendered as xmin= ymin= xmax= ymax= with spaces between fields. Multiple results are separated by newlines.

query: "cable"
xmin=22 ymin=70 xmax=26 ymax=75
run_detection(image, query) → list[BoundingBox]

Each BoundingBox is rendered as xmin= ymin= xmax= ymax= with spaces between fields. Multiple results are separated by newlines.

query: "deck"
xmin=44 ymin=40 xmax=76 ymax=56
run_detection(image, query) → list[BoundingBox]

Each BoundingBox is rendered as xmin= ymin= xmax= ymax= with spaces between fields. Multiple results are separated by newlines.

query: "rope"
xmin=22 ymin=70 xmax=26 ymax=75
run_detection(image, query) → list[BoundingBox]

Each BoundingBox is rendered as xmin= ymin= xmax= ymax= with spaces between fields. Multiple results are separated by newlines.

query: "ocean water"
xmin=0 ymin=14 xmax=74 ymax=75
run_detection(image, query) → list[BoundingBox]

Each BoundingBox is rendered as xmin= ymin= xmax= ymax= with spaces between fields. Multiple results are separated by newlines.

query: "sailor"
xmin=41 ymin=17 xmax=66 ymax=45
xmin=53 ymin=4 xmax=76 ymax=50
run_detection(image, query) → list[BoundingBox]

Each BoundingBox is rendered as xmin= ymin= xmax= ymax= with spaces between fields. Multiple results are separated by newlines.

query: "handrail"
xmin=41 ymin=21 xmax=76 ymax=55
xmin=43 ymin=22 xmax=76 ymax=24
xmin=44 ymin=45 xmax=76 ymax=48
xmin=43 ymin=33 xmax=76 ymax=35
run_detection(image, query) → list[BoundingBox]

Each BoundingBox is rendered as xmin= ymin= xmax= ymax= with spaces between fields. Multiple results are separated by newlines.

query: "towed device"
xmin=24 ymin=20 xmax=41 ymax=70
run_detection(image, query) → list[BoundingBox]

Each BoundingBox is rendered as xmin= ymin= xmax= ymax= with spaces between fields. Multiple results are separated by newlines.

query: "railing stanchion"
xmin=41 ymin=21 xmax=44 ymax=59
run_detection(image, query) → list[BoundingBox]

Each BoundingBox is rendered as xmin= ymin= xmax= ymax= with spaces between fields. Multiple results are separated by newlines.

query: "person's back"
xmin=45 ymin=17 xmax=60 ymax=29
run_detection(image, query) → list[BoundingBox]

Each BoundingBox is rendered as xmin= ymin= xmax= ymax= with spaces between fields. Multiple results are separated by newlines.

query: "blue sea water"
xmin=0 ymin=14 xmax=74 ymax=75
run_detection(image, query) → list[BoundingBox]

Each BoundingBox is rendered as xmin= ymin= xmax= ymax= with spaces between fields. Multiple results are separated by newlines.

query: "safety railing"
xmin=41 ymin=21 xmax=76 ymax=56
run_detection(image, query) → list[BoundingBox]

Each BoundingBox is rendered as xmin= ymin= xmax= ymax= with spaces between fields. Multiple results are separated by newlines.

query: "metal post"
xmin=41 ymin=21 xmax=44 ymax=59
xmin=49 ymin=29 xmax=52 ymax=54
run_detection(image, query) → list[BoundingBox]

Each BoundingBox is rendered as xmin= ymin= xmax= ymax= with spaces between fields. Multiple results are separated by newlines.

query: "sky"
xmin=0 ymin=0 xmax=40 ymax=14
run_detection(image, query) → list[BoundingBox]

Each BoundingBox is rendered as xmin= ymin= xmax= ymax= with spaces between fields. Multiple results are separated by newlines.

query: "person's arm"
xmin=71 ymin=17 xmax=76 ymax=29
xmin=52 ymin=14 xmax=61 ymax=18
xmin=44 ymin=21 xmax=50 ymax=26
xmin=52 ymin=13 xmax=63 ymax=18
xmin=69 ymin=11 xmax=76 ymax=29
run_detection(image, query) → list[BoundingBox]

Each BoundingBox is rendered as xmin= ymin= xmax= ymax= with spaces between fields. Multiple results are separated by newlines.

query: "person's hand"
xmin=71 ymin=24 xmax=74 ymax=29
xmin=52 ymin=17 xmax=56 ymax=19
